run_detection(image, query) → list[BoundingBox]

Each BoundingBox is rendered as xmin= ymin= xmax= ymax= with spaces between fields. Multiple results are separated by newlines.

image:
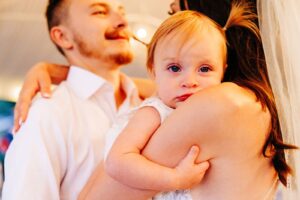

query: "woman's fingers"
xmin=13 ymin=62 xmax=53 ymax=133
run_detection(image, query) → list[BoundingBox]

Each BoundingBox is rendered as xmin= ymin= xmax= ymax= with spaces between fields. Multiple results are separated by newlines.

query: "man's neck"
xmin=104 ymin=69 xmax=127 ymax=109
xmin=115 ymin=81 xmax=126 ymax=109
xmin=68 ymin=56 xmax=127 ymax=109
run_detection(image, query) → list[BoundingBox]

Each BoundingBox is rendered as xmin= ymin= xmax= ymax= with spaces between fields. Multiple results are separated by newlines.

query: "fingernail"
xmin=12 ymin=127 xmax=16 ymax=135
xmin=19 ymin=118 xmax=24 ymax=126
xmin=42 ymin=93 xmax=51 ymax=98
xmin=191 ymin=146 xmax=197 ymax=152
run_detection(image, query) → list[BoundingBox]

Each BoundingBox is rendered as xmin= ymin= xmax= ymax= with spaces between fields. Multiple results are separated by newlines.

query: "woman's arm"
xmin=79 ymin=161 xmax=156 ymax=200
xmin=106 ymin=106 xmax=209 ymax=191
xmin=141 ymin=84 xmax=241 ymax=168
xmin=14 ymin=62 xmax=69 ymax=133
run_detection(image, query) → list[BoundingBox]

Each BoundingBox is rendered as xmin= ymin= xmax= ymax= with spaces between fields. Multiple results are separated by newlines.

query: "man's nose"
xmin=112 ymin=12 xmax=128 ymax=29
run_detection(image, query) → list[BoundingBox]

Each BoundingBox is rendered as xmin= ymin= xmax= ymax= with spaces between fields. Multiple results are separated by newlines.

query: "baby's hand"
xmin=174 ymin=146 xmax=209 ymax=190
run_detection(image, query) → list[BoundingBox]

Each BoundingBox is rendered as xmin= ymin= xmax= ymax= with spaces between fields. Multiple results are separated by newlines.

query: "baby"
xmin=104 ymin=10 xmax=226 ymax=197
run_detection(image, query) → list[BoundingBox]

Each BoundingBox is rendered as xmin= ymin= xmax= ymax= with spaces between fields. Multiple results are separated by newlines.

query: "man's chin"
xmin=110 ymin=51 xmax=134 ymax=65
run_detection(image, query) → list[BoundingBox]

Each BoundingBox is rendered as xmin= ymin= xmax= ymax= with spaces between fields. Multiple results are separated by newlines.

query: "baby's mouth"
xmin=176 ymin=93 xmax=193 ymax=102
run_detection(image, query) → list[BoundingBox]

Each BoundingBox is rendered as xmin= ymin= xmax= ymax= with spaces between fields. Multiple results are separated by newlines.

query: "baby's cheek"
xmin=158 ymin=89 xmax=169 ymax=100
xmin=206 ymin=78 xmax=222 ymax=87
xmin=158 ymin=90 xmax=175 ymax=107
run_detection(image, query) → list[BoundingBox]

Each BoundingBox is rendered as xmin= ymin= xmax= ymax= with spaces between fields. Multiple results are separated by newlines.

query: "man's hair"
xmin=46 ymin=0 xmax=69 ymax=55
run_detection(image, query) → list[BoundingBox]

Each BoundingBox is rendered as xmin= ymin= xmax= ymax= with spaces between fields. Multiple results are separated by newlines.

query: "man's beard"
xmin=108 ymin=51 xmax=133 ymax=65
xmin=73 ymin=33 xmax=134 ymax=65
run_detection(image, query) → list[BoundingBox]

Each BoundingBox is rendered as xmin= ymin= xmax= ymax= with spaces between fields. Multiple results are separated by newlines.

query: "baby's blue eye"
xmin=199 ymin=65 xmax=211 ymax=73
xmin=168 ymin=65 xmax=181 ymax=72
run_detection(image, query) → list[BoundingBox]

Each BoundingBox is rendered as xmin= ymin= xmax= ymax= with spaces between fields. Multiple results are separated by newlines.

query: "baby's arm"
xmin=105 ymin=106 xmax=209 ymax=191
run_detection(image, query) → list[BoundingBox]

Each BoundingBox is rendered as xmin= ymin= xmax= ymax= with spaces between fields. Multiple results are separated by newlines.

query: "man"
xmin=3 ymin=0 xmax=206 ymax=199
xmin=3 ymin=0 xmax=140 ymax=199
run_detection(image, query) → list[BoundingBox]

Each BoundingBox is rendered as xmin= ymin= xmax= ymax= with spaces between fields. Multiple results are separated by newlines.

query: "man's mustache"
xmin=105 ymin=29 xmax=131 ymax=40
xmin=105 ymin=29 xmax=148 ymax=46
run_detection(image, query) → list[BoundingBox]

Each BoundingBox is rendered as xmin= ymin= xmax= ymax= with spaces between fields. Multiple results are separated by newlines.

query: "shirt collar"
xmin=66 ymin=66 xmax=142 ymax=108
xmin=66 ymin=66 xmax=108 ymax=100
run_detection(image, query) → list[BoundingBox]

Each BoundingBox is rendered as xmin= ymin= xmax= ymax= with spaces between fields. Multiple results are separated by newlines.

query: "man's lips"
xmin=105 ymin=32 xmax=130 ymax=41
xmin=176 ymin=93 xmax=193 ymax=102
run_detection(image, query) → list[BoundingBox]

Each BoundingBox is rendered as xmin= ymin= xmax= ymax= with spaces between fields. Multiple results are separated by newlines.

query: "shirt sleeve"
xmin=2 ymin=100 xmax=67 ymax=200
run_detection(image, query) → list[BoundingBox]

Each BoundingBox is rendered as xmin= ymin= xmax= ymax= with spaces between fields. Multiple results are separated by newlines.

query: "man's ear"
xmin=50 ymin=25 xmax=73 ymax=50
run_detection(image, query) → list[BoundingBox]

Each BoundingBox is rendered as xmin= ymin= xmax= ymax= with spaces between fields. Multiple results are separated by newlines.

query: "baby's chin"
xmin=174 ymin=101 xmax=185 ymax=109
xmin=164 ymin=99 xmax=186 ymax=109
xmin=161 ymin=99 xmax=177 ymax=109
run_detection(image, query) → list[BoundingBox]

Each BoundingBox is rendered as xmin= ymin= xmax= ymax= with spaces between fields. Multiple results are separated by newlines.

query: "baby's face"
xmin=153 ymin=28 xmax=226 ymax=108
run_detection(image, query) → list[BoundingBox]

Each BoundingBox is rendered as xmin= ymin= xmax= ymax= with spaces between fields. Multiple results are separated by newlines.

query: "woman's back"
xmin=143 ymin=82 xmax=277 ymax=200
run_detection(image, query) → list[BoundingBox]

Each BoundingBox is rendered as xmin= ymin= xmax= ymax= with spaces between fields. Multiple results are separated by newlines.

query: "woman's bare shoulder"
xmin=173 ymin=82 xmax=270 ymax=158
xmin=185 ymin=82 xmax=258 ymax=116
xmin=142 ymin=83 xmax=270 ymax=164
xmin=179 ymin=82 xmax=269 ymax=140
xmin=165 ymin=83 xmax=251 ymax=141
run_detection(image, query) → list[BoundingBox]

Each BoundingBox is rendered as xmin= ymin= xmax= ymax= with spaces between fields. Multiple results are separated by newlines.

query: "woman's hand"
xmin=13 ymin=62 xmax=69 ymax=133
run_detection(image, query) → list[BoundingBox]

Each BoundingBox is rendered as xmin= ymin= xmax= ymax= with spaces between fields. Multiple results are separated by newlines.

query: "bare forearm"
xmin=105 ymin=106 xmax=207 ymax=192
xmin=105 ymin=107 xmax=180 ymax=191
xmin=79 ymin=162 xmax=156 ymax=200
xmin=106 ymin=152 xmax=179 ymax=191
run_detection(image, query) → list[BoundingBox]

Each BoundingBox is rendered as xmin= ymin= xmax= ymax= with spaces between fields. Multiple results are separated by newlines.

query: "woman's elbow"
xmin=104 ymin=153 xmax=121 ymax=180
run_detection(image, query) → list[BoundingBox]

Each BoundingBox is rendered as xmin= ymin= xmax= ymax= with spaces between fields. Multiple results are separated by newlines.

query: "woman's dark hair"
xmin=179 ymin=0 xmax=231 ymax=26
xmin=182 ymin=0 xmax=298 ymax=186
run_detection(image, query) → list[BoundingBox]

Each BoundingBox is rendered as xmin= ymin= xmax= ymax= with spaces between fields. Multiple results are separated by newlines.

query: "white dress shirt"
xmin=2 ymin=66 xmax=142 ymax=200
